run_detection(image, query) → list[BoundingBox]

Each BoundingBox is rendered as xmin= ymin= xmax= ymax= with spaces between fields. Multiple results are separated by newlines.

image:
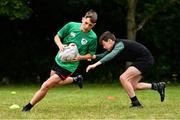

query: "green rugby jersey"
xmin=55 ymin=22 xmax=97 ymax=72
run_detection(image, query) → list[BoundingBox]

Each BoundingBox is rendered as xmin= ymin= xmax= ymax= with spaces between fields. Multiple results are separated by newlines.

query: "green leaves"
xmin=0 ymin=0 xmax=32 ymax=20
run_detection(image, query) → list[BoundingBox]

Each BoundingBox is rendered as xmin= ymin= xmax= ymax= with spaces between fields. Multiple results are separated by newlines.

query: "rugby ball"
xmin=59 ymin=43 xmax=79 ymax=62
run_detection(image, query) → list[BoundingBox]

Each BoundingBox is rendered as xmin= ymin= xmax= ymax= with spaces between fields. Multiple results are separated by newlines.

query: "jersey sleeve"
xmin=57 ymin=22 xmax=72 ymax=38
xmin=99 ymin=41 xmax=124 ymax=64
xmin=96 ymin=51 xmax=109 ymax=60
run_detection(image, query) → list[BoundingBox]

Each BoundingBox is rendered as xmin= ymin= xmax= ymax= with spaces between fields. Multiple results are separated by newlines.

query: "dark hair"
xmin=99 ymin=31 xmax=116 ymax=45
xmin=84 ymin=9 xmax=98 ymax=23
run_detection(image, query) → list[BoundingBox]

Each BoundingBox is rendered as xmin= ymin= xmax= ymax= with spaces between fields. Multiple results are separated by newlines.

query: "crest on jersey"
xmin=81 ymin=38 xmax=87 ymax=45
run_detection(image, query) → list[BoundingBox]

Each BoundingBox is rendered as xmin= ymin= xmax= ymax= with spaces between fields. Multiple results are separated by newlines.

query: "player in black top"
xmin=86 ymin=31 xmax=166 ymax=108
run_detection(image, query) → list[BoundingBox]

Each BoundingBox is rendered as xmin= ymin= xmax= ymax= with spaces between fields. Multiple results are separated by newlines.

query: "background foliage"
xmin=0 ymin=0 xmax=179 ymax=84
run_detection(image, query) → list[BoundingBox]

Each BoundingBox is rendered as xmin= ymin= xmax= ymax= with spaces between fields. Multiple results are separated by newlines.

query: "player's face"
xmin=81 ymin=17 xmax=96 ymax=32
xmin=102 ymin=39 xmax=114 ymax=51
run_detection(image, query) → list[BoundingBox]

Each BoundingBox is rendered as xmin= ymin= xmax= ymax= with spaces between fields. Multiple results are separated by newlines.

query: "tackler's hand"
xmin=86 ymin=64 xmax=96 ymax=72
xmin=86 ymin=61 xmax=102 ymax=72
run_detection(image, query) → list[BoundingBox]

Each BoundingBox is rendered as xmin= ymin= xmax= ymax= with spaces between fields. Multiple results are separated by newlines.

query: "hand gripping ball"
xmin=59 ymin=43 xmax=79 ymax=62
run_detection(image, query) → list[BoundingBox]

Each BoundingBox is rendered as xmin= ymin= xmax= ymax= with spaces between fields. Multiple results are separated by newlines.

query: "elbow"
xmin=54 ymin=35 xmax=58 ymax=41
xmin=54 ymin=35 xmax=60 ymax=43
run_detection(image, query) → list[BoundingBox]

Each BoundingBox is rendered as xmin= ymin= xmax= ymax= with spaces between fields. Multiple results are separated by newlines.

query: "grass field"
xmin=0 ymin=83 xmax=180 ymax=119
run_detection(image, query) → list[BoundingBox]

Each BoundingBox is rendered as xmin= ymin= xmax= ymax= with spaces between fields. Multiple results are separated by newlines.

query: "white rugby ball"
xmin=59 ymin=43 xmax=79 ymax=62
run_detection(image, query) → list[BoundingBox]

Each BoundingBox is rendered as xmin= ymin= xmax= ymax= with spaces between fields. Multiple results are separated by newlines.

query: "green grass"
xmin=0 ymin=83 xmax=180 ymax=119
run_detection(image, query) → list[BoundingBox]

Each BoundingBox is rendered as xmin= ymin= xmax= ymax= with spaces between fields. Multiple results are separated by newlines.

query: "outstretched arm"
xmin=86 ymin=41 xmax=124 ymax=72
xmin=86 ymin=61 xmax=102 ymax=72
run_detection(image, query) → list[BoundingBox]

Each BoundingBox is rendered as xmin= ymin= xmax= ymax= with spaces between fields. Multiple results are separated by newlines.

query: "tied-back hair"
xmin=84 ymin=9 xmax=98 ymax=23
xmin=99 ymin=31 xmax=116 ymax=45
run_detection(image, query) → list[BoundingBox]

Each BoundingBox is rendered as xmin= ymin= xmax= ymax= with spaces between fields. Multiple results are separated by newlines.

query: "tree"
xmin=0 ymin=0 xmax=32 ymax=20
xmin=127 ymin=0 xmax=178 ymax=40
xmin=126 ymin=0 xmax=180 ymax=81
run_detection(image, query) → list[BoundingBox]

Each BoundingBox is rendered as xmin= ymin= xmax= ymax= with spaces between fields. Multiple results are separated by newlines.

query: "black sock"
xmin=151 ymin=83 xmax=158 ymax=90
xmin=130 ymin=96 xmax=141 ymax=105
xmin=25 ymin=103 xmax=33 ymax=110
xmin=72 ymin=77 xmax=77 ymax=83
xmin=130 ymin=96 xmax=138 ymax=103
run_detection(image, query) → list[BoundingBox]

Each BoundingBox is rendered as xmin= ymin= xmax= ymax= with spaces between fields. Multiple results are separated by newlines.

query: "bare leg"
xmin=50 ymin=70 xmax=74 ymax=86
xmin=119 ymin=66 xmax=142 ymax=98
xmin=130 ymin=75 xmax=152 ymax=90
xmin=119 ymin=66 xmax=144 ymax=107
xmin=55 ymin=77 xmax=74 ymax=87
xmin=30 ymin=74 xmax=61 ymax=105
xmin=55 ymin=76 xmax=83 ymax=89
xmin=133 ymin=82 xmax=152 ymax=90
xmin=50 ymin=70 xmax=74 ymax=87
xmin=22 ymin=70 xmax=83 ymax=112
xmin=22 ymin=71 xmax=83 ymax=111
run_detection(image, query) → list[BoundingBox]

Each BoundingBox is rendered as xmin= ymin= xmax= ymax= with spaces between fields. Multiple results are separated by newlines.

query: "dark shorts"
xmin=51 ymin=62 xmax=73 ymax=80
xmin=131 ymin=56 xmax=154 ymax=75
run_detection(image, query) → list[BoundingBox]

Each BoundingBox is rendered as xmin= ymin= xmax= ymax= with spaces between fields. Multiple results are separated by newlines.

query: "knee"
xmin=131 ymin=83 xmax=136 ymax=89
xmin=41 ymin=81 xmax=51 ymax=91
xmin=119 ymin=75 xmax=126 ymax=83
xmin=131 ymin=82 xmax=138 ymax=90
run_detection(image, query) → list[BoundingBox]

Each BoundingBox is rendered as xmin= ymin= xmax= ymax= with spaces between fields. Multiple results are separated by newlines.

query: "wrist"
xmin=95 ymin=61 xmax=102 ymax=66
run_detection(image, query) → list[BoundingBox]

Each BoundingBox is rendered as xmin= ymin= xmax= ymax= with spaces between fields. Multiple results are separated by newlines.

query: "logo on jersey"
xmin=81 ymin=38 xmax=87 ymax=45
xmin=69 ymin=32 xmax=76 ymax=37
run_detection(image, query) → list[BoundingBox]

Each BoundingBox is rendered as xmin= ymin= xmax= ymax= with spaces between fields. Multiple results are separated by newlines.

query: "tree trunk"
xmin=126 ymin=0 xmax=137 ymax=67
xmin=127 ymin=0 xmax=137 ymax=40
